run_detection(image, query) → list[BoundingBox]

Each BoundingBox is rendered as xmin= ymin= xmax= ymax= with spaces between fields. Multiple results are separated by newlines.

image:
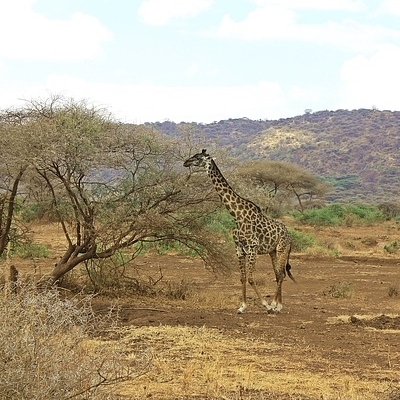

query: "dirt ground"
xmin=96 ymin=253 xmax=400 ymax=399
xmin=7 ymin=223 xmax=400 ymax=399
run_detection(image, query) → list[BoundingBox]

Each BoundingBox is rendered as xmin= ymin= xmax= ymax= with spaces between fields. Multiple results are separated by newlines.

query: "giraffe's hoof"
xmin=267 ymin=302 xmax=283 ymax=314
xmin=237 ymin=305 xmax=247 ymax=314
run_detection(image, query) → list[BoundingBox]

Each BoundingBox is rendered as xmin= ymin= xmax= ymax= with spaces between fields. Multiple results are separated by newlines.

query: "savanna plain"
xmin=3 ymin=219 xmax=400 ymax=400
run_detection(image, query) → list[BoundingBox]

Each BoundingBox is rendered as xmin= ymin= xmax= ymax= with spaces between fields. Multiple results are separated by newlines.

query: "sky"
xmin=1 ymin=0 xmax=400 ymax=124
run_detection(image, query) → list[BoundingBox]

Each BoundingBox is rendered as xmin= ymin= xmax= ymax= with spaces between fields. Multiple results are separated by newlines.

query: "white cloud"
xmin=138 ymin=0 xmax=213 ymax=26
xmin=338 ymin=45 xmax=400 ymax=110
xmin=289 ymin=85 xmax=320 ymax=103
xmin=0 ymin=0 xmax=112 ymax=61
xmin=19 ymin=74 xmax=285 ymax=123
xmin=376 ymin=0 xmax=400 ymax=16
xmin=219 ymin=5 xmax=296 ymax=41
xmin=185 ymin=64 xmax=200 ymax=78
xmin=252 ymin=0 xmax=365 ymax=12
xmin=217 ymin=1 xmax=400 ymax=52
xmin=0 ymin=60 xmax=6 ymax=74
xmin=311 ymin=20 xmax=400 ymax=52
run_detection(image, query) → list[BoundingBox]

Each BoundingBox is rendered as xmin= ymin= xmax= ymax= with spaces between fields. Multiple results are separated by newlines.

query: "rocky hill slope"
xmin=147 ymin=109 xmax=400 ymax=203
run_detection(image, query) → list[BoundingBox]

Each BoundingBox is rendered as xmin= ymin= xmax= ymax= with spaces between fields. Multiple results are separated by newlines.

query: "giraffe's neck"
xmin=207 ymin=159 xmax=254 ymax=221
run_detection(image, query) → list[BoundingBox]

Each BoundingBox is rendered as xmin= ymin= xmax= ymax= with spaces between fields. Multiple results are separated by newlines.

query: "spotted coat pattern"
xmin=183 ymin=149 xmax=295 ymax=314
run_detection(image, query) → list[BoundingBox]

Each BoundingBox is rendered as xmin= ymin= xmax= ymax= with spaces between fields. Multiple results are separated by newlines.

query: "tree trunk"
xmin=0 ymin=168 xmax=25 ymax=257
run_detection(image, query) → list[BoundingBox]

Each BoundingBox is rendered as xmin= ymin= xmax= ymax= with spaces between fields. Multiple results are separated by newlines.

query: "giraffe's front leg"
xmin=238 ymin=272 xmax=247 ymax=314
xmin=247 ymin=249 xmax=273 ymax=312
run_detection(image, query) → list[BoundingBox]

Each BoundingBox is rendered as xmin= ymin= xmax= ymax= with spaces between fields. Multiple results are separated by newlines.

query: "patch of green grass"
xmin=14 ymin=242 xmax=49 ymax=259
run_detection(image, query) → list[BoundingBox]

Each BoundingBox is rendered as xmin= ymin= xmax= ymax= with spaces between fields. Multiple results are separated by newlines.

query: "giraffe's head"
xmin=183 ymin=149 xmax=211 ymax=169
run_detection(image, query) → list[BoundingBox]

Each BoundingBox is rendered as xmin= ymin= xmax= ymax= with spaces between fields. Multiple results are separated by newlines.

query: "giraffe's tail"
xmin=286 ymin=262 xmax=296 ymax=283
xmin=285 ymin=245 xmax=296 ymax=283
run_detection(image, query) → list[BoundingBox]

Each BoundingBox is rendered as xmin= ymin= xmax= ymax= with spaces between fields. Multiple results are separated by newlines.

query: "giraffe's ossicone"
xmin=184 ymin=149 xmax=295 ymax=314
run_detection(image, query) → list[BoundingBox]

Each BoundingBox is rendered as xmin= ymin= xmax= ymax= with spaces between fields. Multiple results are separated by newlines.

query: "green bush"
xmin=19 ymin=202 xmax=45 ymax=222
xmin=288 ymin=229 xmax=315 ymax=252
xmin=293 ymin=204 xmax=385 ymax=226
xmin=346 ymin=204 xmax=385 ymax=224
xmin=14 ymin=242 xmax=49 ymax=259
xmin=129 ymin=209 xmax=235 ymax=258
xmin=202 ymin=209 xmax=236 ymax=239
xmin=294 ymin=204 xmax=345 ymax=226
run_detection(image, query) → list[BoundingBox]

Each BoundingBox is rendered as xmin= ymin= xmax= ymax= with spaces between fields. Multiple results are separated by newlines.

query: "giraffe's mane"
xmin=209 ymin=159 xmax=262 ymax=213
xmin=236 ymin=195 xmax=263 ymax=213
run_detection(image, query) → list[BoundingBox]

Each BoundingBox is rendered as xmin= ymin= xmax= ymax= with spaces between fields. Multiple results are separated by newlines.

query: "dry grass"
xmin=99 ymin=324 xmax=389 ymax=400
xmin=0 ymin=283 xmax=148 ymax=400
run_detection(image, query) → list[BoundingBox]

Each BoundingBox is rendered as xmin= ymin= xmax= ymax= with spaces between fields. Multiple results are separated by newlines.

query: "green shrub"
xmin=202 ymin=208 xmax=236 ymax=240
xmin=288 ymin=229 xmax=315 ymax=252
xmin=294 ymin=204 xmax=345 ymax=226
xmin=346 ymin=204 xmax=385 ymax=224
xmin=294 ymin=204 xmax=385 ymax=226
xmin=19 ymin=202 xmax=52 ymax=222
xmin=14 ymin=242 xmax=49 ymax=258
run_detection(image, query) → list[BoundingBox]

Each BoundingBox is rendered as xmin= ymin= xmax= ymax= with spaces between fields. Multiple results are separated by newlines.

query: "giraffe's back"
xmin=235 ymin=214 xmax=291 ymax=255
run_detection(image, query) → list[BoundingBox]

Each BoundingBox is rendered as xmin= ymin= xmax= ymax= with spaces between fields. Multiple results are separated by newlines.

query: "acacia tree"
xmin=11 ymin=96 xmax=230 ymax=284
xmin=0 ymin=109 xmax=33 ymax=257
xmin=234 ymin=160 xmax=330 ymax=213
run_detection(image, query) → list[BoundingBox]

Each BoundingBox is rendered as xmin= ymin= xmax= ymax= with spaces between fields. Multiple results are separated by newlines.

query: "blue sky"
xmin=1 ymin=0 xmax=400 ymax=123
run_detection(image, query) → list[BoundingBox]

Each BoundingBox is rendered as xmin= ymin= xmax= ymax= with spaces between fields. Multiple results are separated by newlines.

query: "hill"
xmin=146 ymin=109 xmax=400 ymax=204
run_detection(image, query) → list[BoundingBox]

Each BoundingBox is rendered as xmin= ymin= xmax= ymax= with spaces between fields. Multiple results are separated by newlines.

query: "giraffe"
xmin=183 ymin=149 xmax=295 ymax=314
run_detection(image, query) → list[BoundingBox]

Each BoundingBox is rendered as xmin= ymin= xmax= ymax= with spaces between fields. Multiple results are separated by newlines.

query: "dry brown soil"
xmin=9 ymin=223 xmax=400 ymax=399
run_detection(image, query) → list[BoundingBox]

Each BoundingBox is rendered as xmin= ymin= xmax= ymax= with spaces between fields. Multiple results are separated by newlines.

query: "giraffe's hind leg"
xmin=268 ymin=250 xmax=286 ymax=313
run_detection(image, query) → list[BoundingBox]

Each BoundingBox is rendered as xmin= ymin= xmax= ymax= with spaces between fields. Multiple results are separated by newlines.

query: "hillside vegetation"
xmin=147 ymin=109 xmax=400 ymax=203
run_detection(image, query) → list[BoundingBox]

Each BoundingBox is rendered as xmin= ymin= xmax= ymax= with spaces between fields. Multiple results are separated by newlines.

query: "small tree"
xmin=0 ymin=109 xmax=32 ymax=257
xmin=234 ymin=160 xmax=330 ymax=213
xmin=8 ymin=96 xmax=231 ymax=284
